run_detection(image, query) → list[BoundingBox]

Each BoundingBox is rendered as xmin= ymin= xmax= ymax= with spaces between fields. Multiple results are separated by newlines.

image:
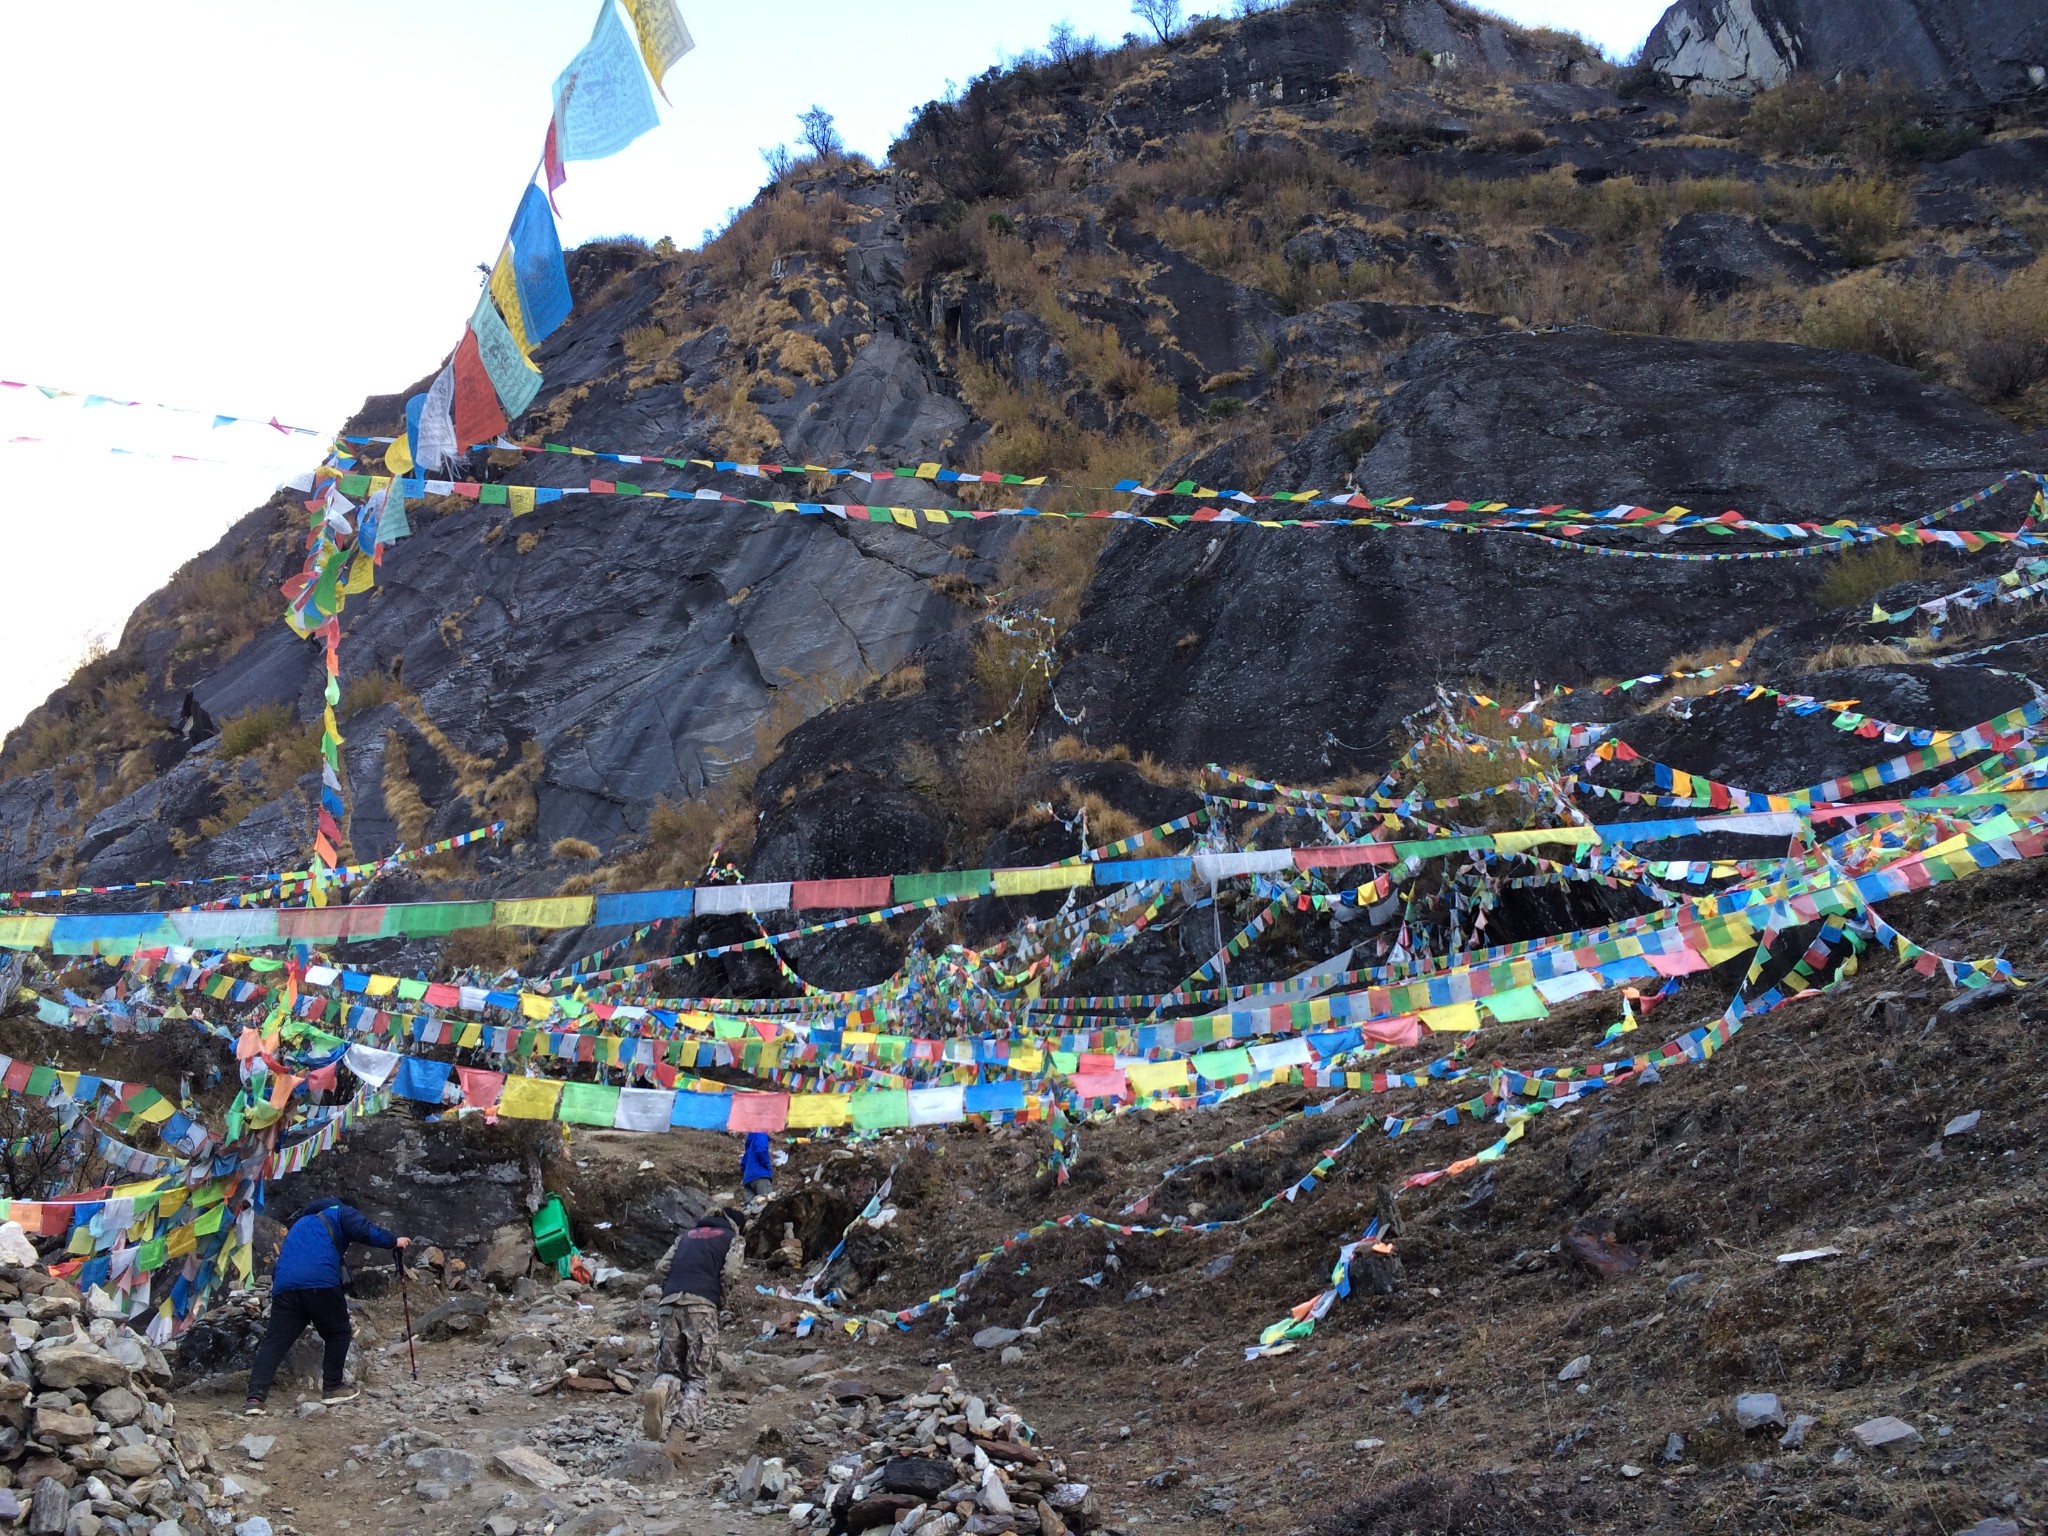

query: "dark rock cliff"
xmin=2 ymin=0 xmax=2043 ymax=937
xmin=1644 ymin=0 xmax=2048 ymax=104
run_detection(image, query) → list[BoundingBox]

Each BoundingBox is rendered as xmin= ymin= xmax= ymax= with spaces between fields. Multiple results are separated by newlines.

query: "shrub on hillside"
xmin=217 ymin=703 xmax=295 ymax=759
xmin=1814 ymin=542 xmax=1928 ymax=612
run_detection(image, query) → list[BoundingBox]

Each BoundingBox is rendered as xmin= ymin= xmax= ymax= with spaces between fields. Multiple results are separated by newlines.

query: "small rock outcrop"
xmin=1659 ymin=211 xmax=1831 ymax=297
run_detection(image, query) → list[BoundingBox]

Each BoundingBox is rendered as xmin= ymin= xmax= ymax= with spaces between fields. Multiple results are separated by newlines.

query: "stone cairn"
xmin=723 ymin=1364 xmax=1100 ymax=1536
xmin=0 ymin=1264 xmax=270 ymax=1536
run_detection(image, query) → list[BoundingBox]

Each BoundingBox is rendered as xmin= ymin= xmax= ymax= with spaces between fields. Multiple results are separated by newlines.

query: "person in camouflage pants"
xmin=642 ymin=1208 xmax=743 ymax=1440
xmin=653 ymin=1295 xmax=722 ymax=1430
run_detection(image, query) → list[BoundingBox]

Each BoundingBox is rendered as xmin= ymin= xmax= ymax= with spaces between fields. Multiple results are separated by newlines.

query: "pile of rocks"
xmin=723 ymin=1366 xmax=1101 ymax=1535
xmin=0 ymin=1264 xmax=268 ymax=1536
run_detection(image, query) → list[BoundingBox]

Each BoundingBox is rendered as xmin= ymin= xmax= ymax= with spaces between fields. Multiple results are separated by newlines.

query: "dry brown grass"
xmin=381 ymin=730 xmax=430 ymax=846
xmin=928 ymin=571 xmax=985 ymax=605
xmin=551 ymin=836 xmax=600 ymax=861
xmin=439 ymin=925 xmax=533 ymax=976
xmin=1059 ymin=787 xmax=1140 ymax=845
xmin=1805 ymin=642 xmax=1913 ymax=672
xmin=338 ymin=673 xmax=395 ymax=720
xmin=879 ymin=664 xmax=926 ymax=698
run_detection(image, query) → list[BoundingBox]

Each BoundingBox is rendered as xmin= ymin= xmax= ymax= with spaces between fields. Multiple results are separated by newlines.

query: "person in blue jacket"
xmin=245 ymin=1197 xmax=410 ymax=1413
xmin=741 ymin=1131 xmax=775 ymax=1199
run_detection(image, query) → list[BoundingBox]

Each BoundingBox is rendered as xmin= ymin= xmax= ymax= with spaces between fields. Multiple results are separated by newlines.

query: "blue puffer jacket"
xmin=272 ymin=1198 xmax=397 ymax=1293
xmin=741 ymin=1132 xmax=773 ymax=1184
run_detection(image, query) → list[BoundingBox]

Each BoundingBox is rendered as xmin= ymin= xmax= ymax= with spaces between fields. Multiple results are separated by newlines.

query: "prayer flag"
xmin=450 ymin=327 xmax=508 ymax=447
xmin=553 ymin=1 xmax=660 ymax=162
xmin=622 ymin=0 xmax=692 ymax=96
xmin=509 ymin=186 xmax=573 ymax=343
xmin=470 ymin=290 xmax=543 ymax=421
xmin=499 ymin=1076 xmax=564 ymax=1121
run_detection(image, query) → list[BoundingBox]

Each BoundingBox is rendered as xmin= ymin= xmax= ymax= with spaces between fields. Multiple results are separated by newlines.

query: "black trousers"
xmin=247 ymin=1286 xmax=352 ymax=1399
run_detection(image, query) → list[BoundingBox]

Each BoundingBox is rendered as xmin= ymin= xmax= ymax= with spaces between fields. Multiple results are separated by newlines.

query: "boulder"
xmin=880 ymin=1457 xmax=956 ymax=1499
xmin=602 ymin=1442 xmax=674 ymax=1484
xmin=105 ymin=1443 xmax=161 ymax=1478
xmin=27 ymin=1478 xmax=68 ymax=1536
xmin=1659 ymin=212 xmax=1829 ymax=298
xmin=492 ymin=1446 xmax=570 ymax=1490
xmin=32 ymin=1344 xmax=129 ymax=1391
xmin=412 ymin=1293 xmax=491 ymax=1341
xmin=90 ymin=1387 xmax=143 ymax=1428
xmin=30 ymin=1405 xmax=95 ymax=1445
xmin=1851 ymin=1415 xmax=1924 ymax=1450
xmin=480 ymin=1224 xmax=534 ymax=1288
xmin=403 ymin=1447 xmax=480 ymax=1486
xmin=1736 ymin=1393 xmax=1786 ymax=1431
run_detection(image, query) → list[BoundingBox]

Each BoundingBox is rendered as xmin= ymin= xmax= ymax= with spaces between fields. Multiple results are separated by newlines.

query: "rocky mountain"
xmin=1 ymin=0 xmax=2044 ymax=976
xmin=1644 ymin=0 xmax=2048 ymax=104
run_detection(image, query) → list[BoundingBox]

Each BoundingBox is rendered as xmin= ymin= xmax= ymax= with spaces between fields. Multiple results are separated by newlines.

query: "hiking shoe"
xmin=321 ymin=1387 xmax=361 ymax=1405
xmin=640 ymin=1376 xmax=675 ymax=1441
xmin=244 ymin=1400 xmax=266 ymax=1416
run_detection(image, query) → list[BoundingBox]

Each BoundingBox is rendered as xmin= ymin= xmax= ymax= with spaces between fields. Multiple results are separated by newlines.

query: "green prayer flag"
xmin=851 ymin=1090 xmax=910 ymax=1130
xmin=893 ymin=870 xmax=994 ymax=903
xmin=559 ymin=1082 xmax=621 ymax=1125
xmin=1479 ymin=986 xmax=1549 ymax=1023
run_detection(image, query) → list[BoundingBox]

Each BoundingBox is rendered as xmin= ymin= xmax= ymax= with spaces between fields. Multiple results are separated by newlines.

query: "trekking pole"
xmin=397 ymin=1249 xmax=419 ymax=1381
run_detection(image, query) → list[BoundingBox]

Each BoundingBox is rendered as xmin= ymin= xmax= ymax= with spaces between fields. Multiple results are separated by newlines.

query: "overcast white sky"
xmin=0 ymin=0 xmax=1669 ymax=741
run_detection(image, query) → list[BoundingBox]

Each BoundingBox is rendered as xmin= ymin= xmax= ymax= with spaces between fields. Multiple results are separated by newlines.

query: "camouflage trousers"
xmin=651 ymin=1296 xmax=720 ymax=1431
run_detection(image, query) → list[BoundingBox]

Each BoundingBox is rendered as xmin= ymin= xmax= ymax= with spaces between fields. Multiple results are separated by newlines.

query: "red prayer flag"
xmin=726 ymin=1093 xmax=789 ymax=1133
xmin=543 ymin=120 xmax=567 ymax=214
xmin=451 ymin=328 xmax=508 ymax=447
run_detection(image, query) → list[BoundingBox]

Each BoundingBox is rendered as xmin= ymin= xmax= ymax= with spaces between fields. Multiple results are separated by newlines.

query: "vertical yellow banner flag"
xmin=622 ymin=0 xmax=693 ymax=97
xmin=491 ymin=246 xmax=535 ymax=361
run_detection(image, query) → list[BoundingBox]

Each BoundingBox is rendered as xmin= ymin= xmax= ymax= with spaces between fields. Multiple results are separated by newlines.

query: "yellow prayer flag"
xmin=621 ymin=0 xmax=693 ymax=94
xmin=1126 ymin=1059 xmax=1191 ymax=1097
xmin=456 ymin=1022 xmax=483 ymax=1049
xmin=1420 ymin=1000 xmax=1482 ymax=1033
xmin=384 ymin=435 xmax=414 ymax=477
xmin=499 ymin=1077 xmax=564 ymax=1120
xmin=1492 ymin=826 xmax=1599 ymax=852
xmin=164 ymin=1224 xmax=197 ymax=1259
xmin=991 ymin=866 xmax=1094 ymax=897
xmin=786 ymin=1093 xmax=852 ymax=1129
xmin=0 ymin=915 xmax=55 ymax=949
xmin=519 ymin=993 xmax=554 ymax=1020
xmin=510 ymin=485 xmax=537 ymax=517
xmin=890 ymin=507 xmax=919 ymax=529
xmin=490 ymin=247 xmax=536 ymax=360
xmin=497 ymin=897 xmax=596 ymax=930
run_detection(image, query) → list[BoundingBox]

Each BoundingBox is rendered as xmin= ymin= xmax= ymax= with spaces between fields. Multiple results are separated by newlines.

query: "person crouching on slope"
xmin=641 ymin=1208 xmax=743 ymax=1441
xmin=246 ymin=1196 xmax=410 ymax=1413
xmin=741 ymin=1130 xmax=775 ymax=1199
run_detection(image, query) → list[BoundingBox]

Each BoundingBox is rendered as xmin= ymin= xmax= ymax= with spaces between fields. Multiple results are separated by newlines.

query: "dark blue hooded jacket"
xmin=272 ymin=1198 xmax=397 ymax=1293
xmin=741 ymin=1132 xmax=773 ymax=1184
